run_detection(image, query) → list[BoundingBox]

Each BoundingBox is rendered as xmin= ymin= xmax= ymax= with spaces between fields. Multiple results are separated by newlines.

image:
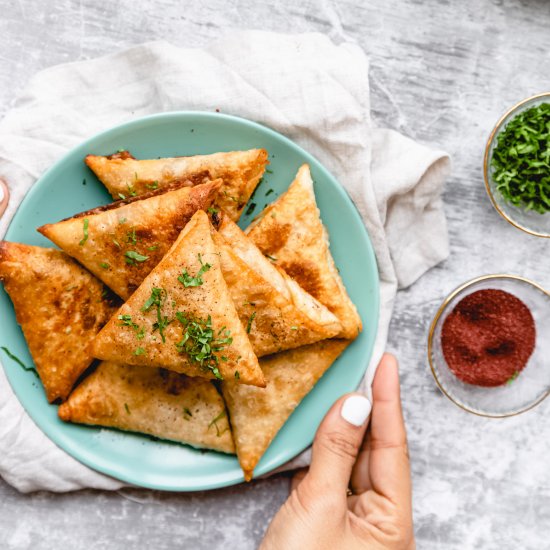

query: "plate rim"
xmin=2 ymin=110 xmax=380 ymax=491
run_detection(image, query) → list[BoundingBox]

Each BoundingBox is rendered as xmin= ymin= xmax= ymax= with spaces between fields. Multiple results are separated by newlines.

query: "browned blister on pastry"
xmin=222 ymin=339 xmax=350 ymax=480
xmin=91 ymin=210 xmax=264 ymax=387
xmin=58 ymin=361 xmax=235 ymax=454
xmin=38 ymin=181 xmax=221 ymax=300
xmin=246 ymin=164 xmax=362 ymax=339
xmin=212 ymin=214 xmax=342 ymax=356
xmin=0 ymin=242 xmax=118 ymax=402
xmin=86 ymin=149 xmax=268 ymax=221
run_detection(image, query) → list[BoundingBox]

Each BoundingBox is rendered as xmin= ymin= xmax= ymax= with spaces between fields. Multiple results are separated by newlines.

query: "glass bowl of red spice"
xmin=428 ymin=274 xmax=550 ymax=417
xmin=484 ymin=92 xmax=550 ymax=237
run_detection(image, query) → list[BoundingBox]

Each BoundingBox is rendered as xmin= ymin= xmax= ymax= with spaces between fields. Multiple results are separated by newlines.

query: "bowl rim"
xmin=427 ymin=273 xmax=550 ymax=418
xmin=483 ymin=91 xmax=550 ymax=238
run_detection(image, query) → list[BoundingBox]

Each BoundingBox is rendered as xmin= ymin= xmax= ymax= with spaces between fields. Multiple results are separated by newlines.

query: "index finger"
xmin=368 ymin=354 xmax=411 ymax=505
xmin=0 ymin=179 xmax=9 ymax=219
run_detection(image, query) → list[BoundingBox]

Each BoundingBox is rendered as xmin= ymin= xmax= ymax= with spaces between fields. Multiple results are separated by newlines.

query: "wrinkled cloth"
xmin=0 ymin=32 xmax=450 ymax=492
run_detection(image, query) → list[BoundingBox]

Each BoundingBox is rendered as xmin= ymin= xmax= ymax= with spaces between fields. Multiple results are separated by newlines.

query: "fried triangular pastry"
xmin=246 ymin=164 xmax=362 ymax=339
xmin=0 ymin=242 xmax=118 ymax=402
xmin=58 ymin=361 xmax=235 ymax=453
xmin=213 ymin=214 xmax=342 ymax=356
xmin=91 ymin=210 xmax=264 ymax=386
xmin=86 ymin=149 xmax=268 ymax=221
xmin=39 ymin=181 xmax=221 ymax=300
xmin=222 ymin=339 xmax=350 ymax=480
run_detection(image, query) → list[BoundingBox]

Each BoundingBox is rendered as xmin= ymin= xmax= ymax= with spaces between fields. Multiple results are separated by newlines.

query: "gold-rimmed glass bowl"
xmin=428 ymin=274 xmax=550 ymax=417
xmin=484 ymin=92 xmax=550 ymax=237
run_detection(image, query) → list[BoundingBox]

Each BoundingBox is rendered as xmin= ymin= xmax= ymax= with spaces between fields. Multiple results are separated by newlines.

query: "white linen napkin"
xmin=0 ymin=31 xmax=450 ymax=493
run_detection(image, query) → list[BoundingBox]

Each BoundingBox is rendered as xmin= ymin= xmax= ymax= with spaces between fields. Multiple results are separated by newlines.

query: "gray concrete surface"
xmin=1 ymin=0 xmax=550 ymax=548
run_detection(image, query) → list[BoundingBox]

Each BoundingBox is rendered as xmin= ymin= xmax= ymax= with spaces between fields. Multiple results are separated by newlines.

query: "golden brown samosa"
xmin=222 ymin=339 xmax=350 ymax=480
xmin=246 ymin=164 xmax=362 ymax=339
xmin=58 ymin=361 xmax=235 ymax=453
xmin=213 ymin=214 xmax=342 ymax=356
xmin=91 ymin=210 xmax=264 ymax=387
xmin=85 ymin=149 xmax=268 ymax=221
xmin=0 ymin=242 xmax=118 ymax=402
xmin=40 ymin=178 xmax=339 ymax=357
xmin=39 ymin=181 xmax=220 ymax=300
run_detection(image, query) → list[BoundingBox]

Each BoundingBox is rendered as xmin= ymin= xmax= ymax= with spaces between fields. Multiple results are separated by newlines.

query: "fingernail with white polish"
xmin=341 ymin=395 xmax=371 ymax=427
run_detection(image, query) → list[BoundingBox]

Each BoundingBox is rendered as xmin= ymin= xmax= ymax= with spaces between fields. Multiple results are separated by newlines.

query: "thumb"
xmin=305 ymin=393 xmax=372 ymax=497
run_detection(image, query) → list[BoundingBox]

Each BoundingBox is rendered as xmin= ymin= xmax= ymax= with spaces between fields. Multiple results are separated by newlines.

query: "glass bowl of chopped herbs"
xmin=484 ymin=93 xmax=550 ymax=237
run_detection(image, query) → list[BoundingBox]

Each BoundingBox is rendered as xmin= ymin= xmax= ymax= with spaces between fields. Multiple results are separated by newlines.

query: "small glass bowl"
xmin=428 ymin=274 xmax=550 ymax=417
xmin=484 ymin=92 xmax=550 ymax=237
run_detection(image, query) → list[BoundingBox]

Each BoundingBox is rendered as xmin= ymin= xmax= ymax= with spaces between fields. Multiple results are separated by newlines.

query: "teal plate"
xmin=0 ymin=112 xmax=379 ymax=491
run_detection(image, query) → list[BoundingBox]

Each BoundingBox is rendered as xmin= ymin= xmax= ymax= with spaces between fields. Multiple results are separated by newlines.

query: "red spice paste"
xmin=441 ymin=289 xmax=536 ymax=387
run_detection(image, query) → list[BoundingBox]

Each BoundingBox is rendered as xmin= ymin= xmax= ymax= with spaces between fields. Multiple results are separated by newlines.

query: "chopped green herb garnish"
xmin=175 ymin=313 xmax=232 ymax=379
xmin=246 ymin=311 xmax=256 ymax=334
xmin=79 ymin=218 xmax=89 ymax=246
xmin=112 ymin=238 xmax=121 ymax=249
xmin=127 ymin=183 xmax=137 ymax=197
xmin=118 ymin=314 xmax=146 ymax=340
xmin=126 ymin=228 xmax=137 ymax=245
xmin=142 ymin=288 xmax=164 ymax=313
xmin=265 ymin=188 xmax=274 ymax=196
xmin=208 ymin=410 xmax=227 ymax=436
xmin=1 ymin=347 xmax=38 ymax=378
xmin=117 ymin=148 xmax=126 ymax=153
xmin=178 ymin=253 xmax=212 ymax=287
xmin=148 ymin=288 xmax=169 ymax=312
xmin=99 ymin=262 xmax=109 ymax=269
xmin=118 ymin=193 xmax=126 ymax=200
xmin=234 ymin=370 xmax=240 ymax=380
xmin=147 ymin=245 xmax=158 ymax=251
xmin=491 ymin=102 xmax=550 ymax=213
xmin=183 ymin=407 xmax=193 ymax=420
xmin=82 ymin=178 xmax=87 ymax=186
xmin=291 ymin=326 xmax=298 ymax=331
xmin=142 ymin=287 xmax=171 ymax=343
xmin=223 ymin=191 xmax=238 ymax=202
xmin=119 ymin=217 xmax=127 ymax=224
xmin=124 ymin=403 xmax=131 ymax=414
xmin=265 ymin=168 xmax=273 ymax=174
xmin=118 ymin=314 xmax=139 ymax=330
xmin=506 ymin=371 xmax=520 ymax=385
xmin=145 ymin=181 xmax=159 ymax=190
xmin=207 ymin=207 xmax=219 ymax=215
xmin=153 ymin=316 xmax=172 ymax=343
xmin=125 ymin=250 xmax=149 ymax=265
xmin=245 ymin=202 xmax=256 ymax=216
xmin=248 ymin=180 xmax=262 ymax=202
xmin=133 ymin=347 xmax=146 ymax=356
xmin=266 ymin=254 xmax=277 ymax=262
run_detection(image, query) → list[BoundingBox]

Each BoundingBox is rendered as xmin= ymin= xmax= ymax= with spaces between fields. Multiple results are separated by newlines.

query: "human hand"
xmin=0 ymin=179 xmax=9 ymax=218
xmin=260 ymin=353 xmax=414 ymax=550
